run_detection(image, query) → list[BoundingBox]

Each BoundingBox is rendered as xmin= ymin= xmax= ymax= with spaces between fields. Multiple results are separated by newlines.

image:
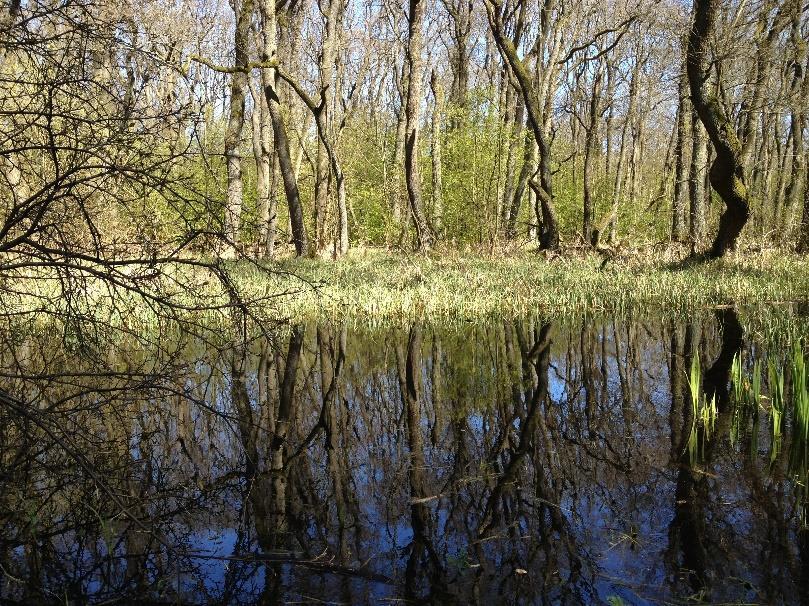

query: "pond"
xmin=1 ymin=307 xmax=808 ymax=604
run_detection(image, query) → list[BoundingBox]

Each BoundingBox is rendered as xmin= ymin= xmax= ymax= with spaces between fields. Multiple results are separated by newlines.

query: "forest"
xmin=1 ymin=0 xmax=808 ymax=272
xmin=2 ymin=0 xmax=809 ymax=604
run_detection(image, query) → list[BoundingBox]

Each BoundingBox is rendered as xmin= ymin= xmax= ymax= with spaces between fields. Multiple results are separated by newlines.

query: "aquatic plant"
xmin=791 ymin=343 xmax=809 ymax=450
xmin=768 ymin=360 xmax=785 ymax=440
xmin=731 ymin=352 xmax=747 ymax=447
xmin=789 ymin=342 xmax=809 ymax=528
xmin=751 ymin=359 xmax=762 ymax=409
xmin=732 ymin=352 xmax=744 ymax=405
xmin=688 ymin=353 xmax=701 ymax=421
xmin=686 ymin=354 xmax=718 ymax=463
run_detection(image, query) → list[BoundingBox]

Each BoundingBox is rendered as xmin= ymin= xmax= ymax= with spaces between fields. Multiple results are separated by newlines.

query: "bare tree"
xmin=404 ymin=0 xmax=434 ymax=251
xmin=484 ymin=0 xmax=559 ymax=252
xmin=223 ymin=0 xmax=255 ymax=254
xmin=686 ymin=0 xmax=751 ymax=258
xmin=258 ymin=0 xmax=310 ymax=257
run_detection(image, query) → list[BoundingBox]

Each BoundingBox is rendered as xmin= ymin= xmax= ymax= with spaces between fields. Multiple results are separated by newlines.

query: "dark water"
xmin=1 ymin=309 xmax=808 ymax=605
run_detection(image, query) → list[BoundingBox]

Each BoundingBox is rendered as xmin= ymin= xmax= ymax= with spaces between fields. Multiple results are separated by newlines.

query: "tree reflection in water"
xmin=1 ymin=310 xmax=808 ymax=604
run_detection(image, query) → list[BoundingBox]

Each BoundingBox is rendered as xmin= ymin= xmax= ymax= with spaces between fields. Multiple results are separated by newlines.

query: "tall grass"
xmin=231 ymin=250 xmax=809 ymax=322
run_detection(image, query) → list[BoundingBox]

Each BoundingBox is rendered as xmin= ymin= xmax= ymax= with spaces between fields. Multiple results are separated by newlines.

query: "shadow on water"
xmin=1 ymin=307 xmax=809 ymax=604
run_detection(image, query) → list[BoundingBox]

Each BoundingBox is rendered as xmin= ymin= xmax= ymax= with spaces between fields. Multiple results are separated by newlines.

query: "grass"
xmin=232 ymin=248 xmax=809 ymax=322
xmin=2 ymin=248 xmax=809 ymax=330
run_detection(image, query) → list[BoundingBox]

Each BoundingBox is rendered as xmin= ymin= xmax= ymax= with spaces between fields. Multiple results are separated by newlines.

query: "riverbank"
xmin=5 ymin=248 xmax=808 ymax=331
xmin=236 ymin=248 xmax=809 ymax=321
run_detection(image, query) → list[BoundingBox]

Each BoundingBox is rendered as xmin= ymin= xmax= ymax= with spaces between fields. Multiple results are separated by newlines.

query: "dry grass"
xmin=230 ymin=247 xmax=809 ymax=322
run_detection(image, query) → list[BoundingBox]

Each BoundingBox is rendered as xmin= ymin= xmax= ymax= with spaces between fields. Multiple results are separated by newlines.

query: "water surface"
xmin=1 ymin=308 xmax=808 ymax=604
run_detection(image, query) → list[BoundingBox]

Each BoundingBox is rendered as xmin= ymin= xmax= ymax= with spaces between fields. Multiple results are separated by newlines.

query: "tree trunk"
xmin=507 ymin=133 xmax=536 ymax=239
xmin=484 ymin=0 xmax=559 ymax=252
xmin=250 ymin=79 xmax=273 ymax=258
xmin=672 ymin=58 xmax=690 ymax=243
xmin=687 ymin=0 xmax=751 ymax=258
xmin=689 ymin=110 xmax=708 ymax=249
xmin=223 ymin=0 xmax=254 ymax=255
xmin=799 ymin=151 xmax=809 ymax=253
xmin=430 ymin=70 xmax=444 ymax=237
xmin=404 ymin=0 xmax=434 ymax=251
xmin=259 ymin=0 xmax=309 ymax=257
xmin=391 ymin=64 xmax=408 ymax=232
xmin=604 ymin=51 xmax=641 ymax=245
xmin=444 ymin=0 xmax=472 ymax=116
xmin=583 ymin=62 xmax=603 ymax=245
xmin=314 ymin=0 xmax=343 ymax=256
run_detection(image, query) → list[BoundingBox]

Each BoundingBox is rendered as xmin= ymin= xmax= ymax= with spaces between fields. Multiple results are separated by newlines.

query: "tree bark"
xmin=687 ymin=0 xmax=751 ymax=258
xmin=484 ymin=0 xmax=559 ymax=252
xmin=506 ymin=132 xmax=536 ymax=239
xmin=689 ymin=111 xmax=707 ymax=248
xmin=223 ymin=0 xmax=254 ymax=255
xmin=259 ymin=0 xmax=309 ymax=257
xmin=442 ymin=0 xmax=472 ymax=116
xmin=784 ymin=0 xmax=806 ymax=245
xmin=404 ymin=0 xmax=434 ymax=251
xmin=430 ymin=70 xmax=444 ymax=237
xmin=314 ymin=0 xmax=344 ymax=256
xmin=672 ymin=57 xmax=690 ymax=243
xmin=583 ymin=61 xmax=603 ymax=245
xmin=799 ymin=153 xmax=809 ymax=253
xmin=250 ymin=78 xmax=273 ymax=258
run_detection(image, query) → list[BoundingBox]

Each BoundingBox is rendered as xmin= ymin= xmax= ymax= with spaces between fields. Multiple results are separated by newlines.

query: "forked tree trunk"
xmin=687 ymin=0 xmax=751 ymax=258
xmin=484 ymin=0 xmax=559 ymax=252
xmin=444 ymin=0 xmax=472 ymax=118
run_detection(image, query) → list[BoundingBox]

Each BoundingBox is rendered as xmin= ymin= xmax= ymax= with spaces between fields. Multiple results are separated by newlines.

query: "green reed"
xmin=789 ymin=342 xmax=809 ymax=527
xmin=686 ymin=354 xmax=719 ymax=463
xmin=768 ymin=360 xmax=785 ymax=440
xmin=731 ymin=344 xmax=809 ymax=528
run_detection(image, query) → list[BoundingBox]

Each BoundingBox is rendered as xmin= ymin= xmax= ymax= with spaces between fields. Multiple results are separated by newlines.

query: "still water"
xmin=1 ymin=308 xmax=808 ymax=604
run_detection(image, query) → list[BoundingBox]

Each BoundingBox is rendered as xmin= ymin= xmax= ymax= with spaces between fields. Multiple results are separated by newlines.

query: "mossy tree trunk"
xmin=686 ymin=0 xmax=751 ymax=258
xmin=484 ymin=0 xmax=559 ymax=252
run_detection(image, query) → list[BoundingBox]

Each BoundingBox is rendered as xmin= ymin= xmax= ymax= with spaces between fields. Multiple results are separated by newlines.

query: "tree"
xmin=223 ymin=0 xmax=254 ymax=254
xmin=258 ymin=0 xmax=310 ymax=257
xmin=686 ymin=0 xmax=751 ymax=258
xmin=484 ymin=0 xmax=559 ymax=252
xmin=404 ymin=0 xmax=434 ymax=251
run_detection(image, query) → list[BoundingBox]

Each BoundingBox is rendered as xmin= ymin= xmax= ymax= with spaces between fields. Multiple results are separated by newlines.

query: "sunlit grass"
xmin=3 ymin=248 xmax=809 ymax=329
xmin=226 ymin=248 xmax=809 ymax=322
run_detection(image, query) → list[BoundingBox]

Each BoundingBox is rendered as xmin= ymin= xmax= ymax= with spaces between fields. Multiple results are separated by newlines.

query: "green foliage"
xmin=686 ymin=353 xmax=718 ymax=463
